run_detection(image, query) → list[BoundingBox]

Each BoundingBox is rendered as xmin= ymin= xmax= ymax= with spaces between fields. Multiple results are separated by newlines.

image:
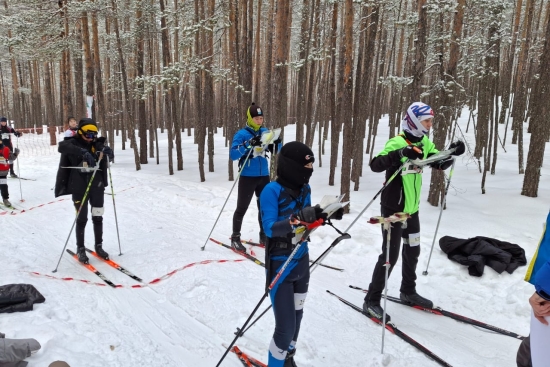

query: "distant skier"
xmin=362 ymin=102 xmax=465 ymax=322
xmin=54 ymin=118 xmax=114 ymax=264
xmin=64 ymin=116 xmax=78 ymax=139
xmin=229 ymin=103 xmax=281 ymax=251
xmin=260 ymin=141 xmax=343 ymax=367
xmin=0 ymin=139 xmax=16 ymax=207
xmin=0 ymin=117 xmax=22 ymax=177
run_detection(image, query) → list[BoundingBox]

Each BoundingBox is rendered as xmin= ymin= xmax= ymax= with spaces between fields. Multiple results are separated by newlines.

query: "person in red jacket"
xmin=0 ymin=117 xmax=22 ymax=177
xmin=0 ymin=140 xmax=14 ymax=207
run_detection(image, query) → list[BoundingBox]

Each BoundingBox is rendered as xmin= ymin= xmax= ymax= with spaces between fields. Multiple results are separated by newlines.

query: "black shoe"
xmin=10 ymin=172 xmax=17 ymax=178
xmin=94 ymin=244 xmax=110 ymax=260
xmin=76 ymin=247 xmax=89 ymax=264
xmin=363 ymin=300 xmax=391 ymax=323
xmin=284 ymin=349 xmax=298 ymax=367
xmin=400 ymin=292 xmax=433 ymax=309
xmin=231 ymin=233 xmax=246 ymax=252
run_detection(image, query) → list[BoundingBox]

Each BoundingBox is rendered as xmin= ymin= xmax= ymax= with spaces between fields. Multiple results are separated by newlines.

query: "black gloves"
xmin=329 ymin=207 xmax=344 ymax=220
xmin=81 ymin=149 xmax=96 ymax=167
xmin=449 ymin=141 xmax=465 ymax=156
xmin=99 ymin=146 xmax=114 ymax=161
xmin=14 ymin=131 xmax=22 ymax=137
xmin=292 ymin=205 xmax=328 ymax=224
xmin=399 ymin=145 xmax=424 ymax=160
xmin=429 ymin=156 xmax=453 ymax=170
xmin=248 ymin=135 xmax=262 ymax=147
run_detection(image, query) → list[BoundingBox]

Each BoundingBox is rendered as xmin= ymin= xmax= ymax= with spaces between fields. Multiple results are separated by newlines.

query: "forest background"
xmin=0 ymin=0 xmax=549 ymax=211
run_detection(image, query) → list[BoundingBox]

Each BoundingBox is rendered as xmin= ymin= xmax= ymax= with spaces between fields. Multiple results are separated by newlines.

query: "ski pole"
xmin=216 ymin=220 xmax=323 ymax=367
xmin=106 ymin=155 xmax=122 ymax=256
xmin=422 ymin=158 xmax=456 ymax=276
xmin=368 ymin=213 xmax=410 ymax=354
xmin=235 ymin=226 xmax=351 ymax=338
xmin=53 ymin=153 xmax=104 ymax=273
xmin=15 ymin=135 xmax=23 ymax=202
xmin=312 ymin=160 xmax=409 ymax=270
xmin=201 ymin=147 xmax=254 ymax=251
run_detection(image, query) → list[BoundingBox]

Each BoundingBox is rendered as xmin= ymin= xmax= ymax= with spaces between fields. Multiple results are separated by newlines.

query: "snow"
xmin=1 ymin=111 xmax=548 ymax=367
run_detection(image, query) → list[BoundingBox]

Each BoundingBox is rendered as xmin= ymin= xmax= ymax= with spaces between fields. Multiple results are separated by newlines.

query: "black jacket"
xmin=439 ymin=235 xmax=527 ymax=276
xmin=0 ymin=284 xmax=45 ymax=313
xmin=54 ymin=136 xmax=109 ymax=197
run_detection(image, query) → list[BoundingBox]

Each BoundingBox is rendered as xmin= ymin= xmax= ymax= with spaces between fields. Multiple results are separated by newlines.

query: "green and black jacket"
xmin=371 ymin=133 xmax=438 ymax=215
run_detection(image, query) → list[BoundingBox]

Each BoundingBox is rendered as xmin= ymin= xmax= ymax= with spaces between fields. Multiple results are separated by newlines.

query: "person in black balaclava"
xmin=259 ymin=141 xmax=343 ymax=367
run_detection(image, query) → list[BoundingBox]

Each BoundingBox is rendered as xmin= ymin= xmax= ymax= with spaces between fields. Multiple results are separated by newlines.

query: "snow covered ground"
xmin=1 ymin=111 xmax=548 ymax=367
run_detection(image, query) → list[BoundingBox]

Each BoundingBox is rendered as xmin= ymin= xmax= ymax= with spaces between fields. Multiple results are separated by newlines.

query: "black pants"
xmin=0 ymin=172 xmax=8 ymax=199
xmin=73 ymin=182 xmax=105 ymax=248
xmin=516 ymin=335 xmax=532 ymax=367
xmin=232 ymin=175 xmax=270 ymax=234
xmin=365 ymin=208 xmax=421 ymax=304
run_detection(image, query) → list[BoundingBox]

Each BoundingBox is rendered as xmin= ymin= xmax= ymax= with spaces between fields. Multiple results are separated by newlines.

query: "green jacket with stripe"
xmin=370 ymin=133 xmax=438 ymax=214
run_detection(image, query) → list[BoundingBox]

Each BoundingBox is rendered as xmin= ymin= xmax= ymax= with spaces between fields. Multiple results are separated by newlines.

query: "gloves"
xmin=8 ymin=153 xmax=16 ymax=161
xmin=329 ymin=207 xmax=344 ymax=220
xmin=292 ymin=205 xmax=328 ymax=224
xmin=99 ymin=146 xmax=114 ymax=161
xmin=399 ymin=145 xmax=424 ymax=160
xmin=248 ymin=135 xmax=262 ymax=147
xmin=81 ymin=149 xmax=96 ymax=167
xmin=14 ymin=131 xmax=22 ymax=137
xmin=429 ymin=156 xmax=453 ymax=170
xmin=449 ymin=141 xmax=465 ymax=156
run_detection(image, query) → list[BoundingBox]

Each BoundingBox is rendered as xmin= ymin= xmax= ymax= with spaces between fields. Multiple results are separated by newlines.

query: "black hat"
xmin=0 ymin=117 xmax=6 ymax=122
xmin=276 ymin=141 xmax=315 ymax=190
xmin=78 ymin=118 xmax=98 ymax=132
xmin=248 ymin=103 xmax=263 ymax=118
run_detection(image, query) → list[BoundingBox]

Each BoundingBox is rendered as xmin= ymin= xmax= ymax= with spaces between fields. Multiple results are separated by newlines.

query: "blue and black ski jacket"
xmin=230 ymin=126 xmax=269 ymax=177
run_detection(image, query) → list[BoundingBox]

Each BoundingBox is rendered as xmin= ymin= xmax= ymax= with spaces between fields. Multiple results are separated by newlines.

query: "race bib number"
xmin=0 ymin=157 xmax=6 ymax=164
xmin=0 ymin=178 xmax=6 ymax=185
xmin=1 ymin=133 xmax=9 ymax=140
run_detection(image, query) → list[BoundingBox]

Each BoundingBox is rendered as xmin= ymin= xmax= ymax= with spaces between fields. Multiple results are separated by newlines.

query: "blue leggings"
xmin=268 ymin=254 xmax=309 ymax=367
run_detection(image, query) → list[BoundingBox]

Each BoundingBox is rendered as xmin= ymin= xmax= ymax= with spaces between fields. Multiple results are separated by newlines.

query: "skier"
xmin=363 ymin=102 xmax=465 ymax=322
xmin=54 ymin=118 xmax=114 ymax=264
xmin=64 ymin=116 xmax=78 ymax=139
xmin=0 ymin=117 xmax=22 ymax=177
xmin=0 ymin=139 xmax=16 ymax=207
xmin=260 ymin=141 xmax=342 ymax=367
xmin=229 ymin=103 xmax=280 ymax=251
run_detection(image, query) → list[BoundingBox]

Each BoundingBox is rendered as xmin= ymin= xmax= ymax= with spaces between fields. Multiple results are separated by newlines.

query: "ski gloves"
xmin=399 ymin=145 xmax=424 ymax=160
xmin=247 ymin=135 xmax=263 ymax=147
xmin=449 ymin=141 xmax=465 ymax=156
xmin=429 ymin=156 xmax=453 ymax=170
xmin=292 ymin=204 xmax=328 ymax=224
xmin=13 ymin=131 xmax=22 ymax=137
xmin=81 ymin=149 xmax=96 ymax=167
xmin=99 ymin=146 xmax=114 ymax=162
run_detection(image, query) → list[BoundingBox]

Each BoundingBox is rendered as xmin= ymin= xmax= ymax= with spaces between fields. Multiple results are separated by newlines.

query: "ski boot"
xmin=363 ymin=300 xmax=391 ymax=323
xmin=284 ymin=348 xmax=298 ymax=367
xmin=3 ymin=198 xmax=11 ymax=207
xmin=76 ymin=247 xmax=89 ymax=264
xmin=94 ymin=244 xmax=110 ymax=260
xmin=400 ymin=292 xmax=433 ymax=309
xmin=10 ymin=172 xmax=17 ymax=178
xmin=230 ymin=233 xmax=246 ymax=252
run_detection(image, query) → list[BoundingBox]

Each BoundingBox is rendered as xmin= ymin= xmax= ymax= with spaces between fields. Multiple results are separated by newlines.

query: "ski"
xmin=85 ymin=247 xmax=143 ymax=282
xmin=231 ymin=346 xmax=266 ymax=367
xmin=241 ymin=239 xmax=344 ymax=272
xmin=0 ymin=203 xmax=18 ymax=211
xmin=349 ymin=285 xmax=526 ymax=340
xmin=66 ymin=249 xmax=119 ymax=288
xmin=326 ymin=290 xmax=452 ymax=367
xmin=209 ymin=238 xmax=265 ymax=267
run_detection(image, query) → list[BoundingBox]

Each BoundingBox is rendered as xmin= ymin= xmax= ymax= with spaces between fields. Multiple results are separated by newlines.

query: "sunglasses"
xmin=83 ymin=131 xmax=98 ymax=139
